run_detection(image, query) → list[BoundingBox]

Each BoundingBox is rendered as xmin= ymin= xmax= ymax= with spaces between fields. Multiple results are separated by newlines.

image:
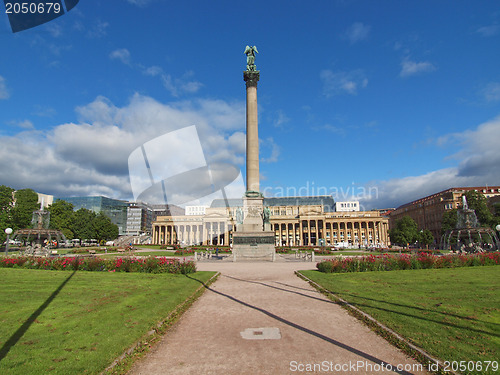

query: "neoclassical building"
xmin=152 ymin=196 xmax=389 ymax=247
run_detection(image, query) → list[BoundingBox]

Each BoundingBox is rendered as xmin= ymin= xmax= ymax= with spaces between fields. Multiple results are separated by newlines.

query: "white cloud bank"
xmin=361 ymin=116 xmax=500 ymax=209
xmin=0 ymin=94 xmax=246 ymax=201
xmin=400 ymin=57 xmax=436 ymax=77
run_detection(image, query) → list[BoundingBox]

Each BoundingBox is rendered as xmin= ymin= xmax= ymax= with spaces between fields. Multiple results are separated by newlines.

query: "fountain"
xmin=441 ymin=195 xmax=500 ymax=253
xmin=12 ymin=200 xmax=66 ymax=255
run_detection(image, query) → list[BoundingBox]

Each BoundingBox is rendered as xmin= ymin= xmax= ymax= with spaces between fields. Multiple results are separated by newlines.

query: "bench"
xmin=88 ymin=249 xmax=96 ymax=255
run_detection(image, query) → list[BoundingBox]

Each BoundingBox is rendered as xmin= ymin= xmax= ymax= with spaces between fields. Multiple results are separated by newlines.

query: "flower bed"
xmin=0 ymin=256 xmax=196 ymax=274
xmin=316 ymin=252 xmax=500 ymax=273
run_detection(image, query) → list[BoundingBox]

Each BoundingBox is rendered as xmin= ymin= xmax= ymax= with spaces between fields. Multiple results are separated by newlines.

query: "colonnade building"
xmin=152 ymin=196 xmax=389 ymax=247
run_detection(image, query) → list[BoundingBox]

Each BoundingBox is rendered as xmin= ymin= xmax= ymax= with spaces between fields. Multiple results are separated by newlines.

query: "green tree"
xmin=419 ymin=229 xmax=434 ymax=248
xmin=441 ymin=209 xmax=458 ymax=234
xmin=0 ymin=185 xmax=15 ymax=243
xmin=94 ymin=212 xmax=119 ymax=241
xmin=389 ymin=216 xmax=419 ymax=247
xmin=72 ymin=208 xmax=97 ymax=240
xmin=464 ymin=191 xmax=494 ymax=227
xmin=12 ymin=189 xmax=39 ymax=229
xmin=0 ymin=185 xmax=14 ymax=212
xmin=492 ymin=202 xmax=500 ymax=229
xmin=48 ymin=200 xmax=75 ymax=239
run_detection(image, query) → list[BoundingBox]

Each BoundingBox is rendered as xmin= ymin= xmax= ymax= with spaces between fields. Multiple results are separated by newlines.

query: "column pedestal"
xmin=233 ymin=194 xmax=275 ymax=261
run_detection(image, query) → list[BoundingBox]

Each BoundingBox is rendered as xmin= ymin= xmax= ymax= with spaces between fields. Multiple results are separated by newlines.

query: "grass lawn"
xmin=96 ymin=251 xmax=187 ymax=259
xmin=300 ymin=266 xmax=500 ymax=374
xmin=129 ymin=251 xmax=176 ymax=257
xmin=0 ymin=268 xmax=215 ymax=374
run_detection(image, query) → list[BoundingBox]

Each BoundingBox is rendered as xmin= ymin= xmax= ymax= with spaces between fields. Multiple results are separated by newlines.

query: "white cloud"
xmin=479 ymin=82 xmax=500 ymax=102
xmin=476 ymin=24 xmax=500 ymax=37
xmin=109 ymin=48 xmax=131 ymax=65
xmin=0 ymin=94 xmax=246 ymax=201
xmin=125 ymin=0 xmax=156 ymax=6
xmin=143 ymin=66 xmax=203 ymax=96
xmin=0 ymin=76 xmax=10 ymax=99
xmin=111 ymin=49 xmax=203 ymax=97
xmin=400 ymin=57 xmax=436 ymax=77
xmin=320 ymin=69 xmax=368 ymax=96
xmin=87 ymin=20 xmax=109 ymax=38
xmin=9 ymin=120 xmax=35 ymax=130
xmin=45 ymin=23 xmax=62 ymax=37
xmin=260 ymin=137 xmax=280 ymax=163
xmin=273 ymin=110 xmax=290 ymax=129
xmin=313 ymin=124 xmax=345 ymax=136
xmin=362 ymin=116 xmax=500 ymax=209
xmin=343 ymin=22 xmax=371 ymax=44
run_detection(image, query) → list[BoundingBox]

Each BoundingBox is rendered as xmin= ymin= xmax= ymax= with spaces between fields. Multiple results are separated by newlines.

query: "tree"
xmin=464 ymin=191 xmax=494 ymax=227
xmin=441 ymin=209 xmax=457 ymax=234
xmin=0 ymin=185 xmax=15 ymax=243
xmin=72 ymin=208 xmax=97 ymax=240
xmin=12 ymin=189 xmax=39 ymax=230
xmin=48 ymin=200 xmax=75 ymax=239
xmin=389 ymin=216 xmax=419 ymax=247
xmin=94 ymin=212 xmax=119 ymax=241
xmin=0 ymin=185 xmax=14 ymax=212
xmin=419 ymin=229 xmax=434 ymax=248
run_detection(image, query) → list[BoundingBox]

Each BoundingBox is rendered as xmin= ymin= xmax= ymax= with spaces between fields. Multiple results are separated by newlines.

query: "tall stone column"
xmin=232 ymin=46 xmax=275 ymax=261
xmin=244 ymin=71 xmax=260 ymax=193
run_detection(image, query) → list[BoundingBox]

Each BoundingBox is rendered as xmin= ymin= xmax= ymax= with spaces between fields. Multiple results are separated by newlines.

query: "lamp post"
xmin=4 ymin=228 xmax=13 ymax=256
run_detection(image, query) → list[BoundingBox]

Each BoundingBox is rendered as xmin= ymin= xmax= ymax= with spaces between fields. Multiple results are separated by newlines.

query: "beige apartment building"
xmin=389 ymin=186 xmax=500 ymax=240
xmin=152 ymin=196 xmax=389 ymax=247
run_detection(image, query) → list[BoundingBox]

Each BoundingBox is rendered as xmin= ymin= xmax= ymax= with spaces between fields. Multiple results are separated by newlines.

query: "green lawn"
xmin=300 ymin=266 xmax=500 ymax=374
xmin=128 ymin=250 xmax=175 ymax=257
xmin=0 ymin=268 xmax=216 ymax=374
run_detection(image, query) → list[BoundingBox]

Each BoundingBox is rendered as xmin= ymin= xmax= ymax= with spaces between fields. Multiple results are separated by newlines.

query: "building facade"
xmin=389 ymin=186 xmax=500 ymax=240
xmin=56 ymin=196 xmax=128 ymax=235
xmin=152 ymin=196 xmax=389 ymax=247
xmin=126 ymin=202 xmax=153 ymax=236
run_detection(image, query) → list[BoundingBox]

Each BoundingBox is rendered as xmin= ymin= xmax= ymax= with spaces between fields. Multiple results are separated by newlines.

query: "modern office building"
xmin=126 ymin=202 xmax=153 ymax=236
xmin=389 ymin=186 xmax=500 ymax=240
xmin=56 ymin=196 xmax=128 ymax=235
xmin=152 ymin=195 xmax=389 ymax=247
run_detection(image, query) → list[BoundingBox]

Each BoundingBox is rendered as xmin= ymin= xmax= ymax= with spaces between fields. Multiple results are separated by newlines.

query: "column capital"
xmin=244 ymin=71 xmax=260 ymax=88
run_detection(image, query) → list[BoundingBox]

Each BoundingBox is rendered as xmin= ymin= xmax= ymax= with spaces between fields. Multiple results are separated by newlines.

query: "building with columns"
xmin=152 ymin=195 xmax=389 ymax=247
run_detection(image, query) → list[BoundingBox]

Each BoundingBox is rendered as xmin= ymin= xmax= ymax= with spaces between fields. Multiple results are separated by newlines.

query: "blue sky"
xmin=0 ymin=0 xmax=499 ymax=209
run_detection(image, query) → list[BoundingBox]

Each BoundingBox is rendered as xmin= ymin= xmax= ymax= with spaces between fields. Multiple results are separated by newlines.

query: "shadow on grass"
xmin=332 ymin=292 xmax=499 ymax=339
xmin=185 ymin=275 xmax=414 ymax=375
xmin=0 ymin=270 xmax=77 ymax=362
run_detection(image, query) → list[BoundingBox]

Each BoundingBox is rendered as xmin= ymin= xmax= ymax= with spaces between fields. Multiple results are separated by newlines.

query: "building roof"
xmin=210 ymin=195 xmax=335 ymax=212
xmin=394 ymin=186 xmax=500 ymax=210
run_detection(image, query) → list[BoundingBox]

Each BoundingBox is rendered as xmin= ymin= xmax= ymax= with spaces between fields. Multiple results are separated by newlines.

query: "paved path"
xmin=128 ymin=262 xmax=429 ymax=375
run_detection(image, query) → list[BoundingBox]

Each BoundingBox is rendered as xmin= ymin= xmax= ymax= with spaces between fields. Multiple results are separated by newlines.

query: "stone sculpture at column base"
xmin=232 ymin=193 xmax=275 ymax=261
xmin=232 ymin=231 xmax=275 ymax=261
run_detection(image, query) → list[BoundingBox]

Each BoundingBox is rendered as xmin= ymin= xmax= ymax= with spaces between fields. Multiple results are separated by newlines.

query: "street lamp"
xmin=4 ymin=228 xmax=13 ymax=256
xmin=496 ymin=224 xmax=500 ymax=232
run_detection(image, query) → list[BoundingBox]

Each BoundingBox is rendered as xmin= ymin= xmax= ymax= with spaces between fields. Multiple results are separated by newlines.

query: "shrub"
xmin=316 ymin=252 xmax=500 ymax=273
xmin=0 ymin=256 xmax=196 ymax=274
